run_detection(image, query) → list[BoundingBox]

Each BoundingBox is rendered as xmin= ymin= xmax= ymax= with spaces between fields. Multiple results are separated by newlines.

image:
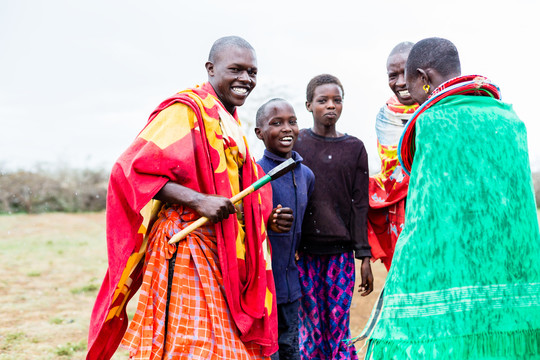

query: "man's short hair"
xmin=306 ymin=74 xmax=344 ymax=102
xmin=255 ymin=98 xmax=288 ymax=127
xmin=208 ymin=36 xmax=255 ymax=63
xmin=388 ymin=41 xmax=415 ymax=59
xmin=405 ymin=37 xmax=461 ymax=78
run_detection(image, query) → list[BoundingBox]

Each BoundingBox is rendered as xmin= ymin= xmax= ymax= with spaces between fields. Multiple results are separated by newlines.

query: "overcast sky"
xmin=1 ymin=0 xmax=539 ymax=173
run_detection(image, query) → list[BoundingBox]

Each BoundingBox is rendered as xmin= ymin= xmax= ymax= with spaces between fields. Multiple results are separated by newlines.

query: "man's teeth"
xmin=280 ymin=136 xmax=293 ymax=141
xmin=232 ymin=87 xmax=248 ymax=95
xmin=399 ymin=90 xmax=410 ymax=96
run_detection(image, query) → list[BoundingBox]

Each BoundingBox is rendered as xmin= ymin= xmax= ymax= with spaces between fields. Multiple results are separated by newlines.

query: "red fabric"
xmin=386 ymin=95 xmax=418 ymax=114
xmin=367 ymin=97 xmax=418 ymax=271
xmin=121 ymin=206 xmax=270 ymax=359
xmin=368 ymin=176 xmax=408 ymax=271
xmin=400 ymin=75 xmax=501 ymax=174
xmin=88 ymin=83 xmax=277 ymax=359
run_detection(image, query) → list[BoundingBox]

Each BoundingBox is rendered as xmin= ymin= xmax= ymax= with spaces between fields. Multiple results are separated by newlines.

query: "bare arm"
xmin=357 ymin=257 xmax=374 ymax=296
xmin=154 ymin=181 xmax=236 ymax=223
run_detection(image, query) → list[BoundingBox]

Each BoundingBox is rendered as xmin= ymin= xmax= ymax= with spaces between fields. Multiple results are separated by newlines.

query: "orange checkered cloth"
xmin=87 ymin=83 xmax=277 ymax=359
xmin=122 ymin=206 xmax=268 ymax=359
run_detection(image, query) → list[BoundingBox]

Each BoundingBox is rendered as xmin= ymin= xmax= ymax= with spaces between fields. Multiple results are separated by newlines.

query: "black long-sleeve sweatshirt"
xmin=293 ymin=128 xmax=371 ymax=259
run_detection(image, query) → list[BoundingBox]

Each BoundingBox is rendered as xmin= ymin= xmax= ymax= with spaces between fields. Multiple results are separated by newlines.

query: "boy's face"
xmin=255 ymin=101 xmax=299 ymax=159
xmin=306 ymin=83 xmax=343 ymax=128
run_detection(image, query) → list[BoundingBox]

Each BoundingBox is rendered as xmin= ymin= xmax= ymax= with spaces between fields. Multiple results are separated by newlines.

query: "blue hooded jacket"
xmin=257 ymin=149 xmax=315 ymax=304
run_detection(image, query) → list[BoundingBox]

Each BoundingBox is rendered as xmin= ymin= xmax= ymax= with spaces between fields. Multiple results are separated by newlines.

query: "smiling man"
xmin=206 ymin=38 xmax=257 ymax=113
xmin=367 ymin=42 xmax=419 ymax=271
xmin=87 ymin=36 xmax=278 ymax=360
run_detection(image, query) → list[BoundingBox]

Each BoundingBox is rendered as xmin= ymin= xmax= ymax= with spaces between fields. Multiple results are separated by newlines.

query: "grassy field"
xmin=0 ymin=213 xmax=133 ymax=359
xmin=2 ymin=211 xmax=539 ymax=359
xmin=0 ymin=212 xmax=387 ymax=359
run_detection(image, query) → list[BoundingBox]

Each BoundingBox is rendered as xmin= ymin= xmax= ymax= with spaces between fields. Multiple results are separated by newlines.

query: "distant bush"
xmin=0 ymin=166 xmax=108 ymax=214
xmin=0 ymin=166 xmax=538 ymax=214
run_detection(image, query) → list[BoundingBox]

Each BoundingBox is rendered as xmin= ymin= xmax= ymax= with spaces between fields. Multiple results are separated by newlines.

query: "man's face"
xmin=387 ymin=53 xmax=416 ymax=106
xmin=206 ymin=46 xmax=257 ymax=113
xmin=255 ymin=101 xmax=299 ymax=159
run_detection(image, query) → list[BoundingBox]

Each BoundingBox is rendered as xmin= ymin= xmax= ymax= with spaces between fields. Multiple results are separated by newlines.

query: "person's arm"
xmin=351 ymin=143 xmax=371 ymax=258
xmin=307 ymin=168 xmax=315 ymax=199
xmin=154 ymin=181 xmax=236 ymax=223
xmin=351 ymin=143 xmax=374 ymax=295
xmin=358 ymin=257 xmax=374 ymax=296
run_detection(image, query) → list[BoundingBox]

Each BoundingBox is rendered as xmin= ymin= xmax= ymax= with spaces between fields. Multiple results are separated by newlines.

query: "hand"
xmin=269 ymin=204 xmax=294 ymax=233
xmin=193 ymin=194 xmax=236 ymax=223
xmin=154 ymin=182 xmax=236 ymax=223
xmin=358 ymin=257 xmax=374 ymax=296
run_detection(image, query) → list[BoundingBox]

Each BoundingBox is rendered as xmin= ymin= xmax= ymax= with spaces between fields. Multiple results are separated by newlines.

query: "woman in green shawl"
xmin=364 ymin=37 xmax=540 ymax=359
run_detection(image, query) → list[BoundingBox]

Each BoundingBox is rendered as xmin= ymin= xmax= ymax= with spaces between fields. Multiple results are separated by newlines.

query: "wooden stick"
xmin=168 ymin=158 xmax=296 ymax=245
xmin=168 ymin=185 xmax=254 ymax=244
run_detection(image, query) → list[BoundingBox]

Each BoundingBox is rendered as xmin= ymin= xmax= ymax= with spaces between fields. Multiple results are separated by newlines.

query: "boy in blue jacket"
xmin=255 ymin=98 xmax=315 ymax=360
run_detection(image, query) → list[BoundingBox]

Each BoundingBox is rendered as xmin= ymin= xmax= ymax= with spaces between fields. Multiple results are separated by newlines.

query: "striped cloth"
xmin=122 ymin=206 xmax=267 ymax=359
xmin=298 ymin=252 xmax=358 ymax=360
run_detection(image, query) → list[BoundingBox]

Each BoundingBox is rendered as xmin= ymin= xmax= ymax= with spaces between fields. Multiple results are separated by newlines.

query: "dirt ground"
xmin=0 ymin=211 xmax=383 ymax=359
xmin=0 ymin=213 xmax=125 ymax=359
xmin=349 ymin=260 xmax=387 ymax=357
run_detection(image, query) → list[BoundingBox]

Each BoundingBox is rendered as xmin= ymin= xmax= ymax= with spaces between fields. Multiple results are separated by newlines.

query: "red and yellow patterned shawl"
xmin=87 ymin=83 xmax=277 ymax=359
xmin=368 ymin=96 xmax=418 ymax=271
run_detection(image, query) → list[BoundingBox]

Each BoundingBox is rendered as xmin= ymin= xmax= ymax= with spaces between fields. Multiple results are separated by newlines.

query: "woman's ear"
xmin=305 ymin=101 xmax=312 ymax=112
xmin=417 ymin=68 xmax=429 ymax=86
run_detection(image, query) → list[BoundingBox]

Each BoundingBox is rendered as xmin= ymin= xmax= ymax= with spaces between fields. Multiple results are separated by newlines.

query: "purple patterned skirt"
xmin=298 ymin=251 xmax=358 ymax=360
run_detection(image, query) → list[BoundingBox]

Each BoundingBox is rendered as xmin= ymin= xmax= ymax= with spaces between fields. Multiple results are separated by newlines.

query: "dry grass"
xmin=2 ymin=211 xmax=538 ymax=359
xmin=0 ymin=212 xmax=385 ymax=359
xmin=0 ymin=213 xmax=134 ymax=359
